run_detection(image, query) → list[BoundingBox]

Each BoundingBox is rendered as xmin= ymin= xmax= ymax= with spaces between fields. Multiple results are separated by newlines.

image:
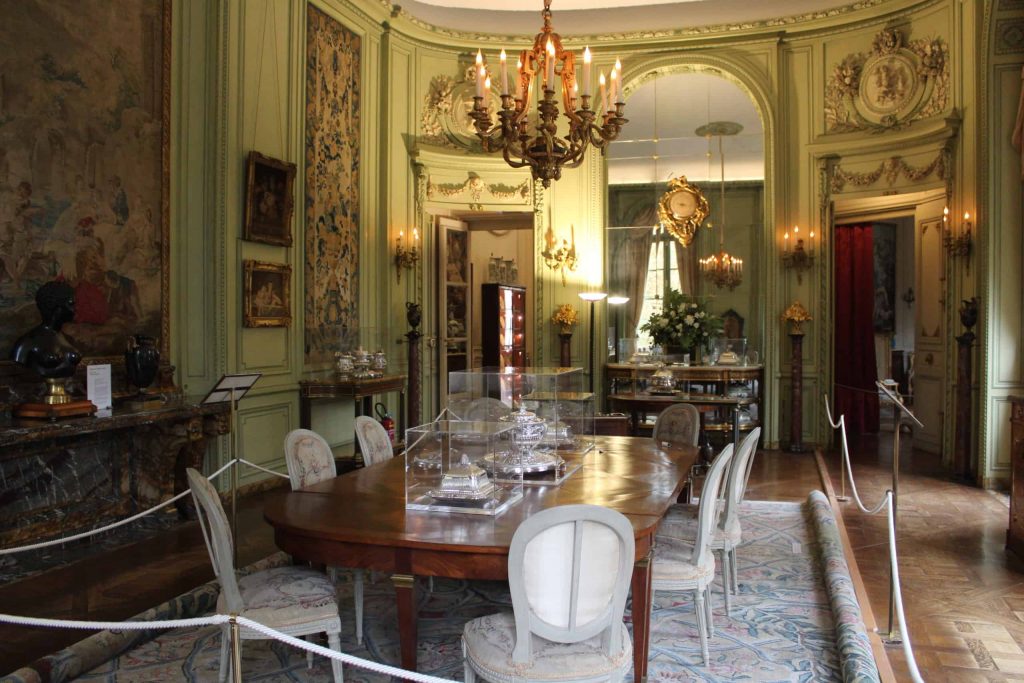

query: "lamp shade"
xmin=579 ymin=291 xmax=608 ymax=302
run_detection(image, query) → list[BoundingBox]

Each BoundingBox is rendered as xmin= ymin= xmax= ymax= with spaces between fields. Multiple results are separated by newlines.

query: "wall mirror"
xmin=605 ymin=71 xmax=765 ymax=361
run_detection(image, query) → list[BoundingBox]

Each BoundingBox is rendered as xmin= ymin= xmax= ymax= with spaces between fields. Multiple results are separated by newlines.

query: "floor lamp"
xmin=579 ymin=291 xmax=607 ymax=395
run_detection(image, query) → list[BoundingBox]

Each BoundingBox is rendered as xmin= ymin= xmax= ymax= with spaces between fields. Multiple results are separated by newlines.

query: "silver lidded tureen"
xmin=649 ymin=366 xmax=676 ymax=394
xmin=483 ymin=404 xmax=562 ymax=474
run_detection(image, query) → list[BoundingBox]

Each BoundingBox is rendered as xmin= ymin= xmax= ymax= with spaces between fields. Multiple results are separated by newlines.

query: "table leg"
xmin=631 ymin=551 xmax=654 ymax=680
xmin=300 ymin=396 xmax=312 ymax=430
xmin=392 ymin=573 xmax=417 ymax=671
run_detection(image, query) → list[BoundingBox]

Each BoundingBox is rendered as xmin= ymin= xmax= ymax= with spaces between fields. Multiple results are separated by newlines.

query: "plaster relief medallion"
xmin=422 ymin=67 xmax=502 ymax=151
xmin=825 ymin=28 xmax=948 ymax=133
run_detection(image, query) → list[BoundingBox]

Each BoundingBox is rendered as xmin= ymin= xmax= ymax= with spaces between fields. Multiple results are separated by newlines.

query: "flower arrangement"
xmin=551 ymin=303 xmax=579 ymax=333
xmin=640 ymin=289 xmax=721 ymax=350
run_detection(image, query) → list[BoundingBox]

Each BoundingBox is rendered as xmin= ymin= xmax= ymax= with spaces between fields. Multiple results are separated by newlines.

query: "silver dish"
xmin=427 ymin=482 xmax=496 ymax=501
xmin=481 ymin=451 xmax=562 ymax=475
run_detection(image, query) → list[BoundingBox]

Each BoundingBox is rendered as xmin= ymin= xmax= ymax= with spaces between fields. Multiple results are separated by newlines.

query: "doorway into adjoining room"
xmin=832 ymin=189 xmax=945 ymax=453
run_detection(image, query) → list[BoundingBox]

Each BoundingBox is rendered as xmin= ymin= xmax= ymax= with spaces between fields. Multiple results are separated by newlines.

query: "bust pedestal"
xmin=788 ymin=331 xmax=805 ymax=453
xmin=559 ymin=332 xmax=572 ymax=368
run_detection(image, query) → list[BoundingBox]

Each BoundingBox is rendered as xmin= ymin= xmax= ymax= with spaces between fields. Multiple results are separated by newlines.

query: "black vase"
xmin=125 ymin=335 xmax=160 ymax=393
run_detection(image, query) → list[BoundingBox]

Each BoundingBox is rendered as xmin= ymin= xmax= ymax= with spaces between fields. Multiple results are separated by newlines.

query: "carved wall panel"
xmin=825 ymin=28 xmax=949 ymax=133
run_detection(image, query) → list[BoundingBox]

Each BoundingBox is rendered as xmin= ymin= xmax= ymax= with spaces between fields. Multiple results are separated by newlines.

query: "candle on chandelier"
xmin=500 ymin=49 xmax=509 ymax=96
xmin=516 ymin=58 xmax=525 ymax=102
xmin=545 ymin=39 xmax=555 ymax=88
xmin=572 ymin=82 xmax=578 ymax=111
xmin=582 ymin=46 xmax=592 ymax=97
xmin=608 ymin=67 xmax=617 ymax=107
xmin=599 ymin=72 xmax=608 ymax=113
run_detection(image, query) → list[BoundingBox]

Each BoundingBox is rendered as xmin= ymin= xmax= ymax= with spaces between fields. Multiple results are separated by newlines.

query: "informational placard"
xmin=87 ymin=364 xmax=112 ymax=410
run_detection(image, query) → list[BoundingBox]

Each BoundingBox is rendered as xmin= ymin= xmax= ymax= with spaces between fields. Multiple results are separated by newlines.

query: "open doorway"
xmin=435 ymin=212 xmax=534 ymax=407
xmin=832 ymin=189 xmax=945 ymax=453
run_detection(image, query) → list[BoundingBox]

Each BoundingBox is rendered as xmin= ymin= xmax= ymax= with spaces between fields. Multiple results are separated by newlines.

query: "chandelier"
xmin=698 ymin=123 xmax=743 ymax=290
xmin=468 ymin=0 xmax=628 ymax=187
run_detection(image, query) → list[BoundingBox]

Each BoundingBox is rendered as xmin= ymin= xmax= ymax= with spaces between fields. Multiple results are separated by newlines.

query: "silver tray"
xmin=427 ymin=481 xmax=496 ymax=501
xmin=481 ymin=451 xmax=562 ymax=474
xmin=648 ymin=388 xmax=677 ymax=396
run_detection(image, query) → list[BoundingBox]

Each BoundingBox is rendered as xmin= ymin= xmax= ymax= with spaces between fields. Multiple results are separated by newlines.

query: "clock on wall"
xmin=658 ymin=176 xmax=710 ymax=247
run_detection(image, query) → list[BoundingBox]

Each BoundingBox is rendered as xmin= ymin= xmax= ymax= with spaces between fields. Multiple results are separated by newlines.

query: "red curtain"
xmin=834 ymin=224 xmax=879 ymax=433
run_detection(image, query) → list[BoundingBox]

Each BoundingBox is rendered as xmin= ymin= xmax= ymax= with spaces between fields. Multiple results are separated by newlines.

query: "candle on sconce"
xmin=783 ymin=230 xmax=790 ymax=254
xmin=499 ymin=49 xmax=509 ymax=96
xmin=475 ymin=50 xmax=485 ymax=99
xmin=809 ymin=228 xmax=816 ymax=253
xmin=963 ymin=212 xmax=972 ymax=238
xmin=582 ymin=46 xmax=592 ymax=97
xmin=609 ymin=66 xmax=618 ymax=107
xmin=413 ymin=227 xmax=419 ymax=243
xmin=613 ymin=58 xmax=622 ymax=103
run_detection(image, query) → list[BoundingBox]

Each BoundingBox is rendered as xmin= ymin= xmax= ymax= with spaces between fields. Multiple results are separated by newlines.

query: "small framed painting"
xmin=243 ymin=260 xmax=292 ymax=328
xmin=243 ymin=151 xmax=296 ymax=246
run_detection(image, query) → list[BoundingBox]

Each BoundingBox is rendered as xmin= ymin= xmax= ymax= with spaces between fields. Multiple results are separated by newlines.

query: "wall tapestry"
xmin=825 ymin=28 xmax=948 ymax=134
xmin=304 ymin=5 xmax=359 ymax=363
xmin=0 ymin=0 xmax=170 ymax=359
xmin=872 ymin=222 xmax=896 ymax=333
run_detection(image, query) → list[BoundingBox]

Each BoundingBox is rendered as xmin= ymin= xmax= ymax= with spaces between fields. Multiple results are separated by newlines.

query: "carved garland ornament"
xmin=830 ymin=151 xmax=946 ymax=193
xmin=421 ymin=68 xmax=501 ymax=151
xmin=825 ymin=28 xmax=949 ymax=133
xmin=426 ymin=175 xmax=531 ymax=203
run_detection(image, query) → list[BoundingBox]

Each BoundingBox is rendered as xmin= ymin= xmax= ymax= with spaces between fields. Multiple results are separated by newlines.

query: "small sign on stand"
xmin=202 ymin=373 xmax=262 ymax=562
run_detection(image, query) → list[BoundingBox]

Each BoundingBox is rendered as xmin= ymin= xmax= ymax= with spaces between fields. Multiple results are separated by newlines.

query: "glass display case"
xmin=405 ymin=419 xmax=521 ymax=515
xmin=447 ymin=367 xmax=595 ymax=485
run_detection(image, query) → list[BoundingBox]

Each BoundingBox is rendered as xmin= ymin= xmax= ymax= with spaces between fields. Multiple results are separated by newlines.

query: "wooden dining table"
xmin=263 ymin=435 xmax=697 ymax=680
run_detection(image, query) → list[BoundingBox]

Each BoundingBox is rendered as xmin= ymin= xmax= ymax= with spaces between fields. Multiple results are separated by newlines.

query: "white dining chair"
xmin=353 ymin=416 xmax=394 ymax=465
xmin=658 ymin=428 xmax=762 ymax=616
xmin=652 ymin=403 xmax=701 ymax=447
xmin=186 ymin=468 xmax=344 ymax=682
xmin=462 ymin=504 xmax=636 ymax=683
xmin=284 ymin=428 xmax=369 ymax=645
xmin=651 ymin=442 xmax=734 ymax=665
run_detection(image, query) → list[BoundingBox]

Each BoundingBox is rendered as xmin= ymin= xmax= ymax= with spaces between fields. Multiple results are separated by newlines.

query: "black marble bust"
xmin=10 ymin=280 xmax=82 ymax=379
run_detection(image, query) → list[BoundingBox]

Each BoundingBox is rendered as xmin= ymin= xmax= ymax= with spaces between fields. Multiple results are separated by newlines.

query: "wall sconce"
xmin=781 ymin=225 xmax=816 ymax=284
xmin=943 ymin=207 xmax=973 ymax=266
xmin=542 ymin=224 xmax=579 ymax=286
xmin=394 ymin=228 xmax=420 ymax=283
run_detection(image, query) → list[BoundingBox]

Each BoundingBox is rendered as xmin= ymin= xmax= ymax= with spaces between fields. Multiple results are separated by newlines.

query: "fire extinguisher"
xmin=375 ymin=402 xmax=395 ymax=444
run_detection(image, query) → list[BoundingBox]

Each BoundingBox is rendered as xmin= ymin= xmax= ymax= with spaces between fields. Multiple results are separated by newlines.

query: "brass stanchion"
xmin=229 ymin=615 xmax=243 ymax=683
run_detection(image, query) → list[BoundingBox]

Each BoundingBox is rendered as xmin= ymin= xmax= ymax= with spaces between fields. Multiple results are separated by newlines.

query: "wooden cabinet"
xmin=1008 ymin=397 xmax=1024 ymax=556
xmin=481 ymin=283 xmax=526 ymax=368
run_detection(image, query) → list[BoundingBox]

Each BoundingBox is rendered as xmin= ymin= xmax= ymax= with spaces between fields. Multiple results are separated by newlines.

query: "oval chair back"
xmin=186 ymin=468 xmax=243 ymax=614
xmin=507 ymin=504 xmax=636 ymax=665
xmin=652 ymin=403 xmax=700 ymax=447
xmin=690 ymin=444 xmax=734 ymax=570
xmin=283 ymin=429 xmax=337 ymax=490
xmin=354 ymin=416 xmax=394 ymax=465
xmin=719 ymin=427 xmax=762 ymax=532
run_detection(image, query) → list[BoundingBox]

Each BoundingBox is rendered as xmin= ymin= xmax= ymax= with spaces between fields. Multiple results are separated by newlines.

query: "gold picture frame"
xmin=243 ymin=260 xmax=292 ymax=328
xmin=243 ymin=151 xmax=296 ymax=246
xmin=657 ymin=176 xmax=710 ymax=248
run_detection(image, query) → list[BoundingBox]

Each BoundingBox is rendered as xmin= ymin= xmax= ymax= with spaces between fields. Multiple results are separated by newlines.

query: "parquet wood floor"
xmin=1 ymin=437 xmax=1021 ymax=682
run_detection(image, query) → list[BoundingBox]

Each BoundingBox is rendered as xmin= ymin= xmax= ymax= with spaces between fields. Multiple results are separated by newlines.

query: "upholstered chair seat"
xmin=220 ymin=566 xmax=340 ymax=630
xmin=463 ymin=612 xmax=632 ymax=682
xmin=652 ymin=537 xmax=716 ymax=583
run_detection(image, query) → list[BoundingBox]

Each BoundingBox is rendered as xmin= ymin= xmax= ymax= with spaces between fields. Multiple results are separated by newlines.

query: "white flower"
xmin=685 ymin=315 xmax=694 ymax=325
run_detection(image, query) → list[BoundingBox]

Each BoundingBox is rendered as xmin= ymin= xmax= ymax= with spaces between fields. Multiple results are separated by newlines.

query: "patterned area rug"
xmin=70 ymin=499 xmax=839 ymax=679
xmin=69 ymin=500 xmax=841 ymax=682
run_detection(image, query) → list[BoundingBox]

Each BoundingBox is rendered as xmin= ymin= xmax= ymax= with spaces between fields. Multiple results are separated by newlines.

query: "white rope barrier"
xmin=824 ymin=396 xmax=888 ymax=515
xmin=0 ymin=458 xmax=285 ymax=556
xmin=0 ymin=611 xmax=456 ymax=683
xmin=885 ymin=490 xmax=925 ymax=683
xmin=824 ymin=395 xmax=925 ymax=683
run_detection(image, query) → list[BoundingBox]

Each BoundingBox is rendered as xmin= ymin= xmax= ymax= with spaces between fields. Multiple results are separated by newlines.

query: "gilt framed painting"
xmin=243 ymin=151 xmax=296 ymax=247
xmin=243 ymin=260 xmax=292 ymax=328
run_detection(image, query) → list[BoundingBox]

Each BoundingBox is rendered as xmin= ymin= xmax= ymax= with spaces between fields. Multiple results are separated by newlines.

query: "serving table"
xmin=263 ymin=435 xmax=697 ymax=679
